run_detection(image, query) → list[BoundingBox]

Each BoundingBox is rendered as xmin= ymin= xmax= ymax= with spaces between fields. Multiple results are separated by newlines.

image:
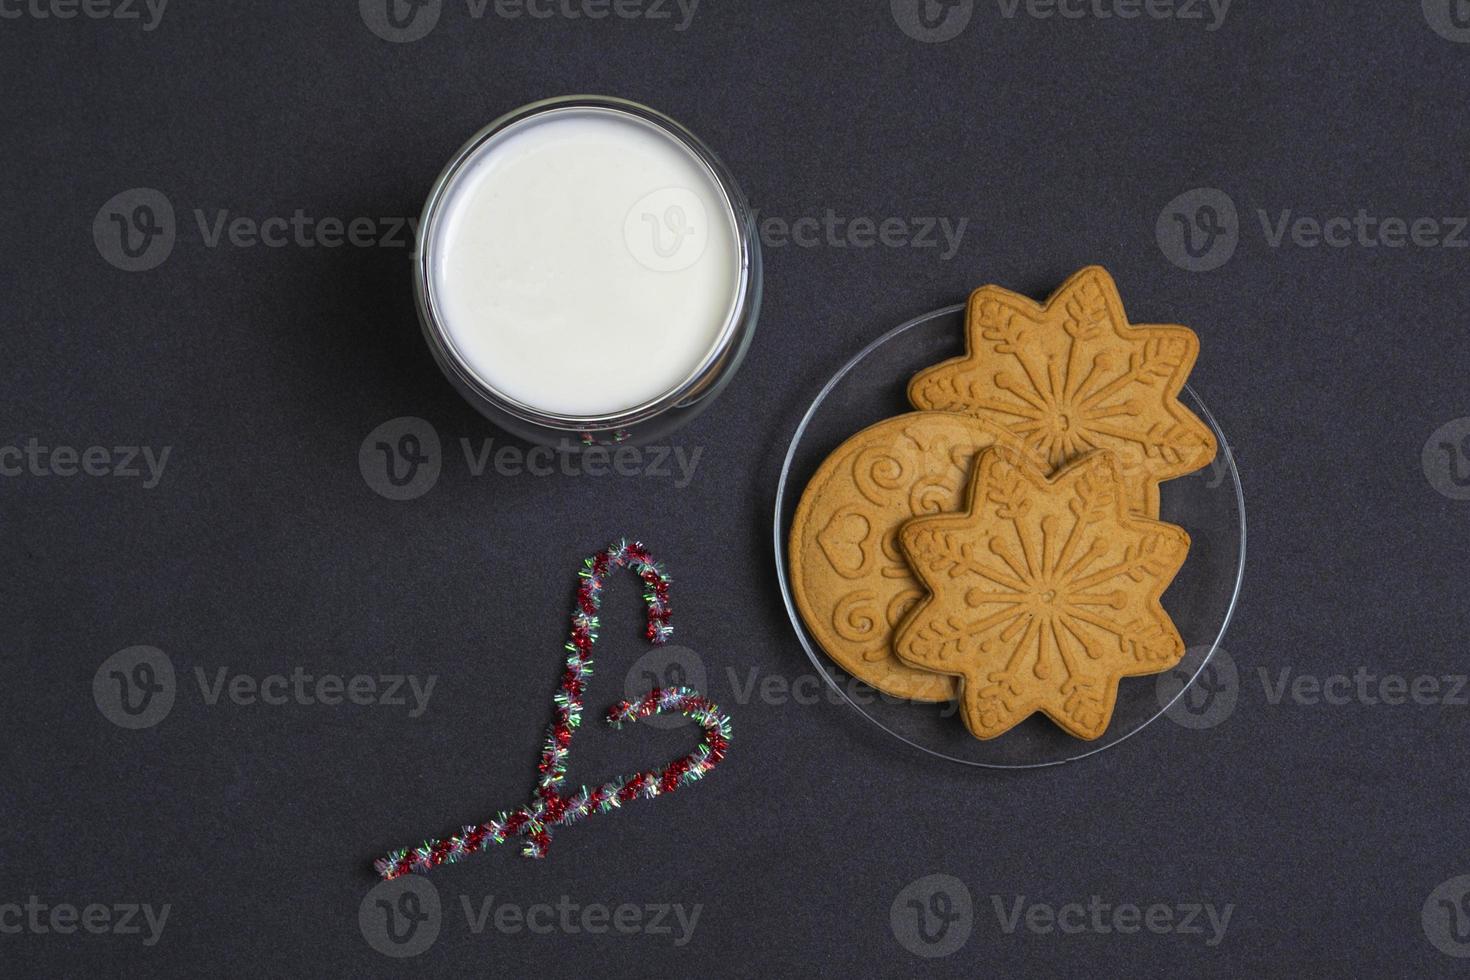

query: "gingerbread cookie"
xmin=789 ymin=413 xmax=1036 ymax=702
xmin=908 ymin=266 xmax=1216 ymax=516
xmin=895 ymin=447 xmax=1190 ymax=740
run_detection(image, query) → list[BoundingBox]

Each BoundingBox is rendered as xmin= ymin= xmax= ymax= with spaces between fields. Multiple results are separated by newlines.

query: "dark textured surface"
xmin=3 ymin=2 xmax=1468 ymax=975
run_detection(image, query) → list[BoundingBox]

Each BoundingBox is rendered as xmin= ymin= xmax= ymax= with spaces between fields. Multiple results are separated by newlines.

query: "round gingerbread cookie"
xmin=788 ymin=412 xmax=1029 ymax=702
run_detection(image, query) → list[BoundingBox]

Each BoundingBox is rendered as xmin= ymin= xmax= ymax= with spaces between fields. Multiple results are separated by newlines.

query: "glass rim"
xmin=773 ymin=302 xmax=1248 ymax=769
xmin=414 ymin=95 xmax=757 ymax=431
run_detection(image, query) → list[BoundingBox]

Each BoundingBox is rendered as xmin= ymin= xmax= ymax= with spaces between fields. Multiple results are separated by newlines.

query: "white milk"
xmin=427 ymin=107 xmax=742 ymax=418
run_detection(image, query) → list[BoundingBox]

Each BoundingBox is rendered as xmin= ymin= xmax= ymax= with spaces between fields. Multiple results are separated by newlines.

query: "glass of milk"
xmin=416 ymin=96 xmax=761 ymax=447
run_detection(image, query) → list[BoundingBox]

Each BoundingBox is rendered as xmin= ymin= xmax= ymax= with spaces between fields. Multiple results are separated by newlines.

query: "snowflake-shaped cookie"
xmin=895 ymin=447 xmax=1190 ymax=740
xmin=908 ymin=266 xmax=1216 ymax=516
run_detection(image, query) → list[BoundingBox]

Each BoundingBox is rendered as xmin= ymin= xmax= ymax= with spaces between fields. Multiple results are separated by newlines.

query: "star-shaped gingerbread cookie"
xmin=895 ymin=447 xmax=1190 ymax=740
xmin=789 ymin=413 xmax=1034 ymax=703
xmin=908 ymin=266 xmax=1216 ymax=516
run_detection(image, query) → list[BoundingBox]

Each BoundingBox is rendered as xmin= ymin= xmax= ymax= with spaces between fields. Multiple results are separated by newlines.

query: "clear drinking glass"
xmin=415 ymin=96 xmax=761 ymax=447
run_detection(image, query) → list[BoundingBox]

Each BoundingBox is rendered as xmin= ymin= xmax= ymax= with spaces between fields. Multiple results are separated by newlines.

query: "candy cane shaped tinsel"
xmin=374 ymin=539 xmax=732 ymax=880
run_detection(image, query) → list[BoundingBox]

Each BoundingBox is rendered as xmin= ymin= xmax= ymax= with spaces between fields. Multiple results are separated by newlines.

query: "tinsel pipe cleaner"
xmin=374 ymin=539 xmax=733 ymax=880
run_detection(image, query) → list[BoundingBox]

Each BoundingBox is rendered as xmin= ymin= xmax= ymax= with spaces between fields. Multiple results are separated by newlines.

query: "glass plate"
xmin=774 ymin=305 xmax=1246 ymax=768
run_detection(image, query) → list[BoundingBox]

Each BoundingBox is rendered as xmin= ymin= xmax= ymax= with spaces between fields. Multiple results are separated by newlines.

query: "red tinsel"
xmin=374 ymin=540 xmax=732 ymax=880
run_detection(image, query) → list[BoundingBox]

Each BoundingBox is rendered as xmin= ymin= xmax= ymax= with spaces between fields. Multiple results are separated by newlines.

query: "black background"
xmin=4 ymin=1 xmax=1469 ymax=975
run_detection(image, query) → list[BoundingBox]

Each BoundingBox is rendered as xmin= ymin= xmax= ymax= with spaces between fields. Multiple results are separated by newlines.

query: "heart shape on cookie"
xmin=817 ymin=506 xmax=876 ymax=579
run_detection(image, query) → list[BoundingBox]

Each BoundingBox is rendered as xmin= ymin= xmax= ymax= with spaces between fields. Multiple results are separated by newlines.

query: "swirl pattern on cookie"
xmin=789 ymin=413 xmax=1031 ymax=702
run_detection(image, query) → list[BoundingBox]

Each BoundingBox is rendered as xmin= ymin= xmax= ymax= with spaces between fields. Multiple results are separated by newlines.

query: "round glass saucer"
xmin=773 ymin=304 xmax=1246 ymax=768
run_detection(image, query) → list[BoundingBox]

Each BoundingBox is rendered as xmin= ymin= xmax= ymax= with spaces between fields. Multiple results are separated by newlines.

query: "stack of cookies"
xmin=789 ymin=267 xmax=1217 ymax=740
